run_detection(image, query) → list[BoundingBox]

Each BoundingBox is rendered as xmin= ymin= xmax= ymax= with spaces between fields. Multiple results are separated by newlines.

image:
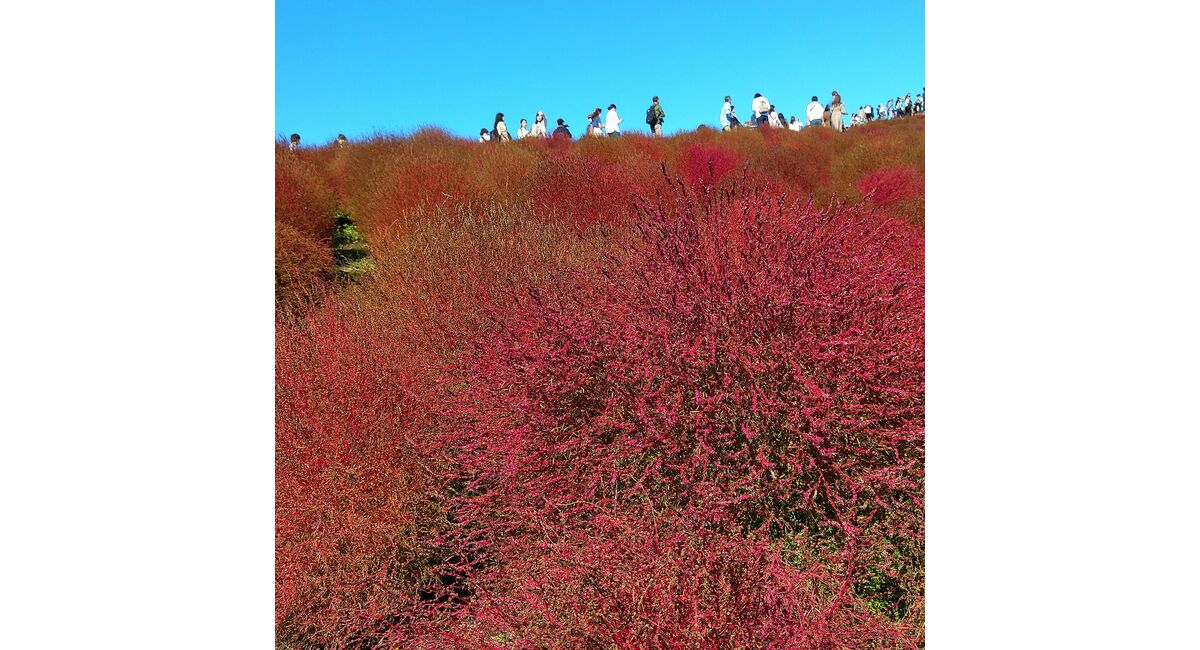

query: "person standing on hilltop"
xmin=493 ymin=113 xmax=511 ymax=142
xmin=752 ymin=92 xmax=770 ymax=127
xmin=768 ymin=105 xmax=782 ymax=128
xmin=830 ymin=90 xmax=847 ymax=132
xmin=336 ymin=134 xmax=347 ymax=148
xmin=552 ymin=118 xmax=572 ymax=139
xmin=647 ymin=96 xmax=665 ymax=136
xmin=806 ymin=95 xmax=823 ymax=127
xmin=605 ymin=104 xmax=623 ymax=137
xmin=586 ymin=108 xmax=605 ymax=137
xmin=789 ymin=116 xmax=802 ymax=131
xmin=479 ymin=128 xmax=491 ymax=143
xmin=720 ymin=95 xmax=733 ymax=131
xmin=517 ymin=118 xmax=530 ymax=139
xmin=531 ymin=111 xmax=549 ymax=138
xmin=288 ymin=133 xmax=300 ymax=151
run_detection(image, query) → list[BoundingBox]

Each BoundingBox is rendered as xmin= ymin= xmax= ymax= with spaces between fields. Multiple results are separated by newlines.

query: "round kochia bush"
xmin=441 ymin=178 xmax=924 ymax=552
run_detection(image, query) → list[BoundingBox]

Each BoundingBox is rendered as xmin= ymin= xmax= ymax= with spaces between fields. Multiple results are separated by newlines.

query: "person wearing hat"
xmin=648 ymin=96 xmax=665 ymax=136
xmin=552 ymin=117 xmax=572 ymax=139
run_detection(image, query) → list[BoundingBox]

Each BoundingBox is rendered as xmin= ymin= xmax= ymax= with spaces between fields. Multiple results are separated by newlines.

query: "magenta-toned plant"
xmin=423 ymin=176 xmax=924 ymax=642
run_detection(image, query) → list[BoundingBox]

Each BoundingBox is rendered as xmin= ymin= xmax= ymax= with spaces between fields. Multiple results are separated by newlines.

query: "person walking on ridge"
xmin=806 ymin=95 xmax=823 ymax=126
xmin=587 ymin=108 xmax=604 ymax=137
xmin=552 ymin=117 xmax=572 ymax=139
xmin=605 ymin=104 xmax=623 ymax=136
xmin=720 ymin=95 xmax=733 ymax=131
xmin=830 ymin=90 xmax=847 ymax=132
xmin=647 ymin=96 xmax=665 ymax=136
xmin=752 ymin=92 xmax=770 ymax=127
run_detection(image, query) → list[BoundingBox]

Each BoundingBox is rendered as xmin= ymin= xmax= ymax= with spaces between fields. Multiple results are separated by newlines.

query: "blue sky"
xmin=277 ymin=1 xmax=924 ymax=142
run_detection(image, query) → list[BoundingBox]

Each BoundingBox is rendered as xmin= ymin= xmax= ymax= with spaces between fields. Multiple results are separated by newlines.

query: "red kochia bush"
xmin=857 ymin=165 xmax=924 ymax=214
xmin=444 ymin=178 xmax=924 ymax=541
xmin=679 ymin=142 xmax=742 ymax=191
xmin=426 ymin=178 xmax=925 ymax=642
xmin=390 ymin=511 xmax=917 ymax=649
xmin=276 ymin=305 xmax=443 ymax=649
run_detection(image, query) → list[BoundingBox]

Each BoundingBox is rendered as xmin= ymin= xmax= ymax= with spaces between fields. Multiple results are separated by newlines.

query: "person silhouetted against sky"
xmin=806 ymin=96 xmax=823 ymax=126
xmin=768 ymin=104 xmax=783 ymax=128
xmin=532 ymin=111 xmax=549 ymax=137
xmin=752 ymin=92 xmax=770 ymax=126
xmin=915 ymin=91 xmax=924 ymax=113
xmin=553 ymin=117 xmax=572 ymax=139
xmin=720 ymin=95 xmax=733 ymax=131
xmin=289 ymin=133 xmax=300 ymax=151
xmin=336 ymin=134 xmax=347 ymax=148
xmin=605 ymin=104 xmax=622 ymax=136
xmin=479 ymin=128 xmax=491 ymax=143
xmin=493 ymin=112 xmax=511 ymax=142
xmin=830 ymin=90 xmax=846 ymax=132
xmin=647 ymin=96 xmax=665 ymax=136
xmin=587 ymin=107 xmax=604 ymax=137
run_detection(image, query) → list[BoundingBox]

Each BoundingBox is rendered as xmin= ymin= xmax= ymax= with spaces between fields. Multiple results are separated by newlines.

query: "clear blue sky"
xmin=277 ymin=1 xmax=924 ymax=142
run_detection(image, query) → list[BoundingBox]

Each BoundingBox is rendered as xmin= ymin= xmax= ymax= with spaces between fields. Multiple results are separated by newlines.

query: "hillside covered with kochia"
xmin=276 ymin=116 xmax=925 ymax=649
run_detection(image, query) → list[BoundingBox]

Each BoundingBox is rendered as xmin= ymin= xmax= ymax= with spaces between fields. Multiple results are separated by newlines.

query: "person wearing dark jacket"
xmin=552 ymin=118 xmax=572 ymax=139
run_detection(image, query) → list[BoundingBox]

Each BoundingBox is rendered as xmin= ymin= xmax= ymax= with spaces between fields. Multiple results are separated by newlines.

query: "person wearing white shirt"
xmin=517 ymin=118 xmax=530 ymax=140
xmin=531 ymin=111 xmax=549 ymax=137
xmin=752 ymin=93 xmax=770 ymax=126
xmin=720 ymin=96 xmax=733 ymax=131
xmin=479 ymin=128 xmax=491 ymax=143
xmin=788 ymin=116 xmax=802 ymax=131
xmin=605 ymin=104 xmax=623 ymax=136
xmin=805 ymin=96 xmax=823 ymax=126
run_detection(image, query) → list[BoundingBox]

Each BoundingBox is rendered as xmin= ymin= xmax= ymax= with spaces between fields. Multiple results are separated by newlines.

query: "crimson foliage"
xmin=425 ymin=177 xmax=925 ymax=643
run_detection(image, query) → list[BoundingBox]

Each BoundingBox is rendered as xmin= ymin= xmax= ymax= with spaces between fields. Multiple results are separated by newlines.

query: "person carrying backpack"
xmin=552 ymin=118 xmax=572 ymax=139
xmin=752 ymin=93 xmax=770 ymax=126
xmin=646 ymin=96 xmax=665 ymax=136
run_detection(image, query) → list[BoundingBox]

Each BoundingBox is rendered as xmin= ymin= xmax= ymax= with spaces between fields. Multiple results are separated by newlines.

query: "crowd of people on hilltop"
xmin=722 ymin=88 xmax=925 ymax=134
xmin=284 ymin=87 xmax=923 ymax=148
xmin=479 ymin=99 xmax=658 ymax=142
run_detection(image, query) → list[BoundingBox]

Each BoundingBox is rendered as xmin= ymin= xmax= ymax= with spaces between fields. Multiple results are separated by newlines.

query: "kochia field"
xmin=276 ymin=116 xmax=925 ymax=649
